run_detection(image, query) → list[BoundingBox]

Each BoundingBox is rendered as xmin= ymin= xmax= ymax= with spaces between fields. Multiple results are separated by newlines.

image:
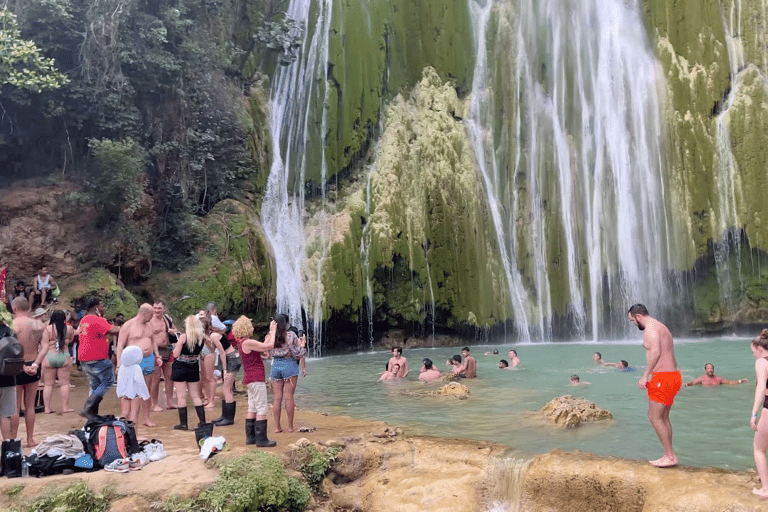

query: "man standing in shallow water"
xmin=629 ymin=303 xmax=682 ymax=468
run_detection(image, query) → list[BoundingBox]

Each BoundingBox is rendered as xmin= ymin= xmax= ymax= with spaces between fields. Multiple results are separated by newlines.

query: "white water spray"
xmin=468 ymin=0 xmax=674 ymax=340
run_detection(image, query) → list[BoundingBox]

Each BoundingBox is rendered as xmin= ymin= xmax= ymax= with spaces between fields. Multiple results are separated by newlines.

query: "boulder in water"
xmin=541 ymin=395 xmax=612 ymax=428
xmin=433 ymin=382 xmax=470 ymax=399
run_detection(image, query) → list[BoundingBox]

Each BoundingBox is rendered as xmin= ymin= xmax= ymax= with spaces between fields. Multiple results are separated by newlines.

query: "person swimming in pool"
xmin=629 ymin=303 xmax=681 ymax=468
xmin=380 ymin=363 xmax=401 ymax=381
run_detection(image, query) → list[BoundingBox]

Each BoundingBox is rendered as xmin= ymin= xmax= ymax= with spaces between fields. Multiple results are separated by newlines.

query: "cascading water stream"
xmin=712 ymin=0 xmax=768 ymax=316
xmin=468 ymin=0 xmax=674 ymax=341
xmin=261 ymin=0 xmax=333 ymax=356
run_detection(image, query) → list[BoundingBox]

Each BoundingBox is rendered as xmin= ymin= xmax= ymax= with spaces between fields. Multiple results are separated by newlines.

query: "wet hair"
xmin=752 ymin=329 xmax=768 ymax=350
xmin=423 ymin=358 xmax=433 ymax=370
xmin=392 ymin=346 xmax=402 ymax=355
xmin=451 ymin=354 xmax=462 ymax=364
xmin=232 ymin=315 xmax=254 ymax=340
xmin=510 ymin=349 xmax=517 ymax=357
xmin=391 ymin=363 xmax=400 ymax=372
xmin=462 ymin=347 xmax=470 ymax=352
xmin=273 ymin=313 xmax=289 ymax=348
xmin=499 ymin=359 xmax=509 ymax=368
xmin=704 ymin=363 xmax=714 ymax=370
xmin=570 ymin=374 xmax=580 ymax=382
xmin=620 ymin=360 xmax=629 ymax=368
xmin=628 ymin=304 xmax=649 ymax=316
xmin=49 ymin=310 xmax=67 ymax=352
xmin=594 ymin=352 xmax=601 ymax=359
xmin=492 ymin=349 xmax=499 ymax=355
xmin=184 ymin=315 xmax=205 ymax=351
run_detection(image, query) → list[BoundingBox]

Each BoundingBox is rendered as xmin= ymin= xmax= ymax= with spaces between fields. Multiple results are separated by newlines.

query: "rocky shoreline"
xmin=1 ymin=375 xmax=766 ymax=512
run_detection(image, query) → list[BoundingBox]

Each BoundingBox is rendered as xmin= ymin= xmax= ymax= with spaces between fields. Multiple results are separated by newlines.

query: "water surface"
xmin=285 ymin=337 xmax=757 ymax=470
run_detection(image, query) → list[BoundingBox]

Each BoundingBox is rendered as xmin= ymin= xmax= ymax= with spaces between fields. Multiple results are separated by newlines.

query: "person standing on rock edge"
xmin=629 ymin=303 xmax=682 ymax=468
xmin=749 ymin=329 xmax=768 ymax=499
xmin=387 ymin=347 xmax=409 ymax=378
xmin=78 ymin=298 xmax=120 ymax=419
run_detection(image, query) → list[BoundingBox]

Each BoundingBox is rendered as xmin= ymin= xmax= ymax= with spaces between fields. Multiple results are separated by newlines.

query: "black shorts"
xmin=171 ymin=359 xmax=200 ymax=383
xmin=16 ymin=362 xmax=41 ymax=386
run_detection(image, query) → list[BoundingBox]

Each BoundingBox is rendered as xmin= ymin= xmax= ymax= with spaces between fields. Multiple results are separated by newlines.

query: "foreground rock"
xmin=518 ymin=450 xmax=764 ymax=512
xmin=541 ymin=395 xmax=612 ymax=428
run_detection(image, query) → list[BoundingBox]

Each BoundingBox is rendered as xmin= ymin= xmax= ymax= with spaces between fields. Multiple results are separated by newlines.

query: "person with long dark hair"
xmin=41 ymin=310 xmax=75 ymax=414
xmin=750 ymin=329 xmax=768 ymax=498
xmin=269 ymin=313 xmax=306 ymax=433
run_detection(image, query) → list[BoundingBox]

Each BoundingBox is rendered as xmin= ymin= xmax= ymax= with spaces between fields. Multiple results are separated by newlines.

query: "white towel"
xmin=117 ymin=345 xmax=149 ymax=399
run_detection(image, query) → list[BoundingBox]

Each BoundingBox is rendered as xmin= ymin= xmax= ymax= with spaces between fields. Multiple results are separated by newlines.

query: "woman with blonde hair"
xmin=751 ymin=328 xmax=768 ymax=498
xmin=170 ymin=315 xmax=208 ymax=430
xmin=233 ymin=315 xmax=276 ymax=445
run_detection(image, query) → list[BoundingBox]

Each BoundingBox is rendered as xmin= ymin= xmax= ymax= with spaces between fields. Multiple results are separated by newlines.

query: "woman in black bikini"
xmin=750 ymin=329 xmax=768 ymax=498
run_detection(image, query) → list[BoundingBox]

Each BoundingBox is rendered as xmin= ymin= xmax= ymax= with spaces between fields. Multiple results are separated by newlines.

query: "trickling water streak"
xmin=361 ymin=169 xmax=376 ymax=349
xmin=481 ymin=457 xmax=531 ymax=512
xmin=262 ymin=0 xmax=333 ymax=356
xmin=468 ymin=0 xmax=673 ymax=340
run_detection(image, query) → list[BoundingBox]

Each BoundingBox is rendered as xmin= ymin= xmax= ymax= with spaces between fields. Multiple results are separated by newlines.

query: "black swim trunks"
xmin=16 ymin=361 xmax=41 ymax=386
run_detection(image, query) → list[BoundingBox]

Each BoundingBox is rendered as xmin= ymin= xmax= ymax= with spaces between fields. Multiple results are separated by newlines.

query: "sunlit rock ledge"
xmin=322 ymin=429 xmax=765 ymax=512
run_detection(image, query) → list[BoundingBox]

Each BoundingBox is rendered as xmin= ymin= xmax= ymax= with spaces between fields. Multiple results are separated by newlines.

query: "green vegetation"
xmin=293 ymin=443 xmax=344 ymax=493
xmin=0 ymin=8 xmax=68 ymax=91
xmin=199 ymin=451 xmax=311 ymax=512
xmin=25 ymin=482 xmax=109 ymax=512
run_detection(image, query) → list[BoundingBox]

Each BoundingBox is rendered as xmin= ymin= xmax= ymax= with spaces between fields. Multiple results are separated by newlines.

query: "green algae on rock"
xmin=318 ymin=67 xmax=510 ymax=329
xmin=140 ymin=199 xmax=274 ymax=321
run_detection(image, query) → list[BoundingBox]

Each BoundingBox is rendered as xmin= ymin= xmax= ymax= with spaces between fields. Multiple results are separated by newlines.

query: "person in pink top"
xmin=234 ymin=315 xmax=275 ymax=446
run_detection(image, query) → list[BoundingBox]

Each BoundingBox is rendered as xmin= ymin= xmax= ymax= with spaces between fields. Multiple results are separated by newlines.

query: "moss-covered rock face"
xmin=300 ymin=0 xmax=475 ymax=186
xmin=140 ymin=199 xmax=274 ymax=322
xmin=317 ymin=67 xmax=510 ymax=329
xmin=643 ymin=0 xmax=768 ymax=326
xmin=62 ymin=268 xmax=138 ymax=319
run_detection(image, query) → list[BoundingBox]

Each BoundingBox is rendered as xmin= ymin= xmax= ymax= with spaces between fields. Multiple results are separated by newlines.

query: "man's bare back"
xmin=13 ymin=314 xmax=46 ymax=363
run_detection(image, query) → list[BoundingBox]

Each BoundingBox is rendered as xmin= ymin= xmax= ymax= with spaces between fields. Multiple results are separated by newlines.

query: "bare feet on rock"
xmin=649 ymin=455 xmax=678 ymax=468
xmin=753 ymin=487 xmax=768 ymax=498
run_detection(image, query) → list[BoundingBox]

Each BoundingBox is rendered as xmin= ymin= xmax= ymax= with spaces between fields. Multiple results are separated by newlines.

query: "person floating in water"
xmin=483 ymin=349 xmax=499 ymax=356
xmin=629 ymin=303 xmax=681 ymax=468
xmin=604 ymin=360 xmax=635 ymax=371
xmin=380 ymin=363 xmax=401 ymax=381
xmin=447 ymin=355 xmax=466 ymax=377
xmin=570 ymin=374 xmax=590 ymax=386
xmin=684 ymin=363 xmax=748 ymax=387
xmin=498 ymin=360 xmax=510 ymax=369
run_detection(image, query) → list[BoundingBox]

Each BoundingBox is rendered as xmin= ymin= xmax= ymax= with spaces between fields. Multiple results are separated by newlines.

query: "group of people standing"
xmin=0 ymin=295 xmax=307 ymax=451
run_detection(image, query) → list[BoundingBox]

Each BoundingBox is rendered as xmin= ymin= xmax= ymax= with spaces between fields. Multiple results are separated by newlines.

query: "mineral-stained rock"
xmin=433 ymin=382 xmax=470 ymax=399
xmin=540 ymin=395 xmax=612 ymax=428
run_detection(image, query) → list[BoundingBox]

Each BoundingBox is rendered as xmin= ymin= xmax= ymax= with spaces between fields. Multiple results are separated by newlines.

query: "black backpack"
xmin=0 ymin=334 xmax=24 ymax=376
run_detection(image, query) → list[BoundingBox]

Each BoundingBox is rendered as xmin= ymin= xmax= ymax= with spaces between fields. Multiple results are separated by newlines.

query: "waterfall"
xmin=361 ymin=168 xmax=375 ymax=349
xmin=261 ymin=0 xmax=333 ymax=355
xmin=712 ymin=0 xmax=768 ymax=318
xmin=481 ymin=457 xmax=531 ymax=512
xmin=467 ymin=0 xmax=674 ymax=340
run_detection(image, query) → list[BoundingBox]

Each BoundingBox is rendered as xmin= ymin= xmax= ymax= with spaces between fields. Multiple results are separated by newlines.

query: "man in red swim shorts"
xmin=629 ymin=303 xmax=681 ymax=468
